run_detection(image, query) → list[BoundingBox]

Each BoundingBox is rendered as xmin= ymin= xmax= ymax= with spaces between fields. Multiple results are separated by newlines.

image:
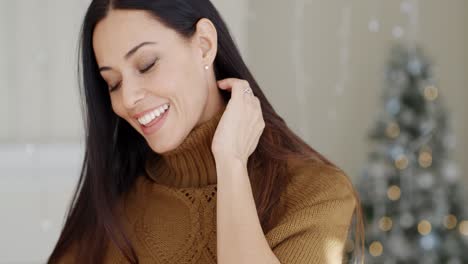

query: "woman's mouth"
xmin=137 ymin=103 xmax=170 ymax=135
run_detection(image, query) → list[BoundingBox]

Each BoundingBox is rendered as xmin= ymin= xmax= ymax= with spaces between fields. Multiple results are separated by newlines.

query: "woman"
xmin=48 ymin=0 xmax=364 ymax=263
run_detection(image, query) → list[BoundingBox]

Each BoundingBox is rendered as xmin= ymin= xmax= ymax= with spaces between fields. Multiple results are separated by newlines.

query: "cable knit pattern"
xmin=58 ymin=107 xmax=356 ymax=264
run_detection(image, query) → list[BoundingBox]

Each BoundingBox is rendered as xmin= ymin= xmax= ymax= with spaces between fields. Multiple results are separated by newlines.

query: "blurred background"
xmin=1 ymin=0 xmax=467 ymax=263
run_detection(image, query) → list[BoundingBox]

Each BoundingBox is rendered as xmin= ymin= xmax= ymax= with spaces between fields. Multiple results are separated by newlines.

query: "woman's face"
xmin=93 ymin=9 xmax=223 ymax=153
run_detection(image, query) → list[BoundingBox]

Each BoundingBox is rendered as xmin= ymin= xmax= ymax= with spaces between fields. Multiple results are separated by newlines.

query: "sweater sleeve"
xmin=265 ymin=161 xmax=357 ymax=264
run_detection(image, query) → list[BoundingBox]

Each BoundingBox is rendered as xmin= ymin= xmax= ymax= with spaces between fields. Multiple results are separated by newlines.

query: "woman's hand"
xmin=211 ymin=78 xmax=265 ymax=166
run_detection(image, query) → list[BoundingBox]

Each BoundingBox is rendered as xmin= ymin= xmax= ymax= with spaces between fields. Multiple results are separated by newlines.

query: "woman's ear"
xmin=193 ymin=18 xmax=218 ymax=66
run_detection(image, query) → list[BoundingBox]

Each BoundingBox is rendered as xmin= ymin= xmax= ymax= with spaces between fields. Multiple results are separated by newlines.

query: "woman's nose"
xmin=121 ymin=79 xmax=146 ymax=110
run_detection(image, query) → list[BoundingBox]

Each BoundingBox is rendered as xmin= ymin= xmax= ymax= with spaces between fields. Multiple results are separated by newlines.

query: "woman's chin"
xmin=146 ymin=137 xmax=174 ymax=154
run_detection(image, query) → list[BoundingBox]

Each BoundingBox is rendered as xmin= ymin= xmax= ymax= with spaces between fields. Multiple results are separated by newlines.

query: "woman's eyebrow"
xmin=99 ymin=41 xmax=157 ymax=72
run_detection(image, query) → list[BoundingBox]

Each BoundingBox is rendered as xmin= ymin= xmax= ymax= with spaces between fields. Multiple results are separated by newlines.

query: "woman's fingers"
xmin=212 ymin=78 xmax=264 ymax=161
xmin=217 ymin=78 xmax=252 ymax=100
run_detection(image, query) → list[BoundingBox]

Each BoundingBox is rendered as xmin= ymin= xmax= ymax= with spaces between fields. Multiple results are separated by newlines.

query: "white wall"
xmin=0 ymin=144 xmax=82 ymax=263
xmin=244 ymin=0 xmax=468 ymax=184
xmin=0 ymin=1 xmax=86 ymax=142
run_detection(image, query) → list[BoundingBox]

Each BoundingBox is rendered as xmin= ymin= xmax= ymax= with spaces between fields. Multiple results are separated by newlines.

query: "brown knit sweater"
xmin=59 ymin=109 xmax=356 ymax=264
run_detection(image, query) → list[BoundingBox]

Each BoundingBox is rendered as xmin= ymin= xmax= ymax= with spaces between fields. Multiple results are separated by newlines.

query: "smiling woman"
xmin=47 ymin=0 xmax=364 ymax=263
xmin=91 ymin=8 xmax=226 ymax=153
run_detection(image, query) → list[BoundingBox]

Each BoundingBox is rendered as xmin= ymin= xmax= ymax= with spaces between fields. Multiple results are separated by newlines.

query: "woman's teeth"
xmin=137 ymin=103 xmax=170 ymax=126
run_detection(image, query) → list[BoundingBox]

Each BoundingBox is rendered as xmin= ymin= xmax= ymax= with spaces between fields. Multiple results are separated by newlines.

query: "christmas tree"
xmin=353 ymin=43 xmax=468 ymax=264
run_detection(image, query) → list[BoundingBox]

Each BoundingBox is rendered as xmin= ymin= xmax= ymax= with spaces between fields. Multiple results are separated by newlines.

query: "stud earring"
xmin=204 ymin=65 xmax=209 ymax=70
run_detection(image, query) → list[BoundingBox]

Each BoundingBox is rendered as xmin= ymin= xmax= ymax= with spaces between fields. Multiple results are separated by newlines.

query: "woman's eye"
xmin=109 ymin=82 xmax=121 ymax=92
xmin=107 ymin=58 xmax=157 ymax=92
xmin=139 ymin=59 xmax=157 ymax=74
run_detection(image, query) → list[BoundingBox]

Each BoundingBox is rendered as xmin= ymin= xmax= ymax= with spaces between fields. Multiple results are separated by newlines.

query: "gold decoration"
xmin=387 ymin=185 xmax=401 ymax=201
xmin=418 ymin=151 xmax=433 ymax=168
xmin=443 ymin=214 xmax=458 ymax=230
xmin=395 ymin=154 xmax=409 ymax=170
xmin=379 ymin=216 xmax=393 ymax=231
xmin=369 ymin=241 xmax=383 ymax=257
xmin=424 ymin=85 xmax=439 ymax=101
xmin=386 ymin=122 xmax=400 ymax=139
xmin=418 ymin=220 xmax=432 ymax=235
xmin=459 ymin=220 xmax=468 ymax=236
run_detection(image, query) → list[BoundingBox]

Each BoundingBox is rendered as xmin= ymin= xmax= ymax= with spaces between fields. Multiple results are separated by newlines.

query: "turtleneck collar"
xmin=144 ymin=106 xmax=225 ymax=188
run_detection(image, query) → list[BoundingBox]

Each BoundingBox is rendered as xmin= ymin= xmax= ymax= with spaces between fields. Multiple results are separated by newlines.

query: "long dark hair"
xmin=48 ymin=0 xmax=364 ymax=263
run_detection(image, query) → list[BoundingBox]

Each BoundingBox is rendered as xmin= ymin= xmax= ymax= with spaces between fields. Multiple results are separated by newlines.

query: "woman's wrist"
xmin=214 ymin=154 xmax=247 ymax=170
